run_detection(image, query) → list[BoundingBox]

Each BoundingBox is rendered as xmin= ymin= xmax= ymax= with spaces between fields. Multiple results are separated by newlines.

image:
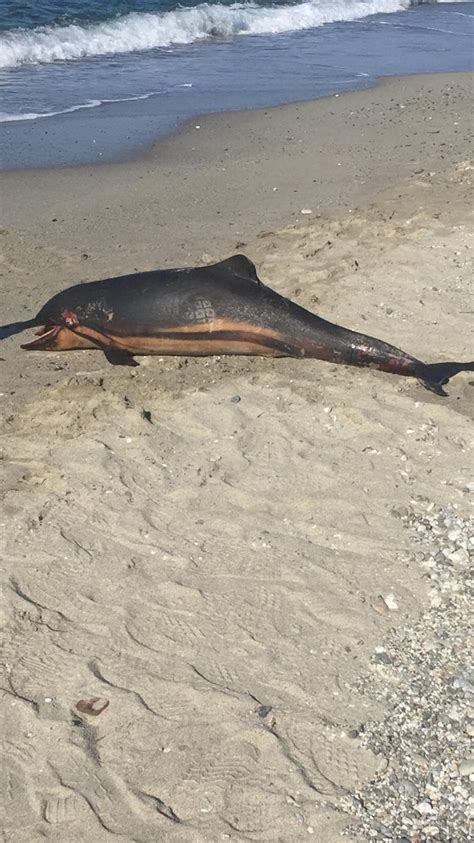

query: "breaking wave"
xmin=0 ymin=0 xmax=413 ymax=68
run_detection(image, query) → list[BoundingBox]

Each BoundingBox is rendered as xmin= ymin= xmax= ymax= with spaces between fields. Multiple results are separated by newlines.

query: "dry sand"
xmin=0 ymin=73 xmax=473 ymax=842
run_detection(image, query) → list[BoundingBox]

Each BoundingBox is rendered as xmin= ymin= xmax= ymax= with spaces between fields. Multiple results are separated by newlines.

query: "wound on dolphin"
xmin=1 ymin=254 xmax=472 ymax=397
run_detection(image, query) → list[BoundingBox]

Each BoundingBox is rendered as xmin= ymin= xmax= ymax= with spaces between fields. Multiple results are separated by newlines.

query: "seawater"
xmin=0 ymin=0 xmax=472 ymax=168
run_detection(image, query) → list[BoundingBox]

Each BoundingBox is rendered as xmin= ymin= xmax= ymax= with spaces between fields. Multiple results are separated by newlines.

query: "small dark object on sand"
xmin=1 ymin=255 xmax=472 ymax=396
xmin=76 ymin=697 xmax=110 ymax=716
xmin=257 ymin=704 xmax=273 ymax=718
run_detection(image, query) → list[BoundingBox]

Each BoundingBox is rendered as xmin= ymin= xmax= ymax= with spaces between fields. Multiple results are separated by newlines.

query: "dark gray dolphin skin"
xmin=1 ymin=255 xmax=472 ymax=396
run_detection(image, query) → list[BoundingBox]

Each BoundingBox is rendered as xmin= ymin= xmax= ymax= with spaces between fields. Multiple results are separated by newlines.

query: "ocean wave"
xmin=0 ymin=85 xmax=193 ymax=123
xmin=0 ymin=0 xmax=412 ymax=68
xmin=0 ymin=101 xmax=103 ymax=122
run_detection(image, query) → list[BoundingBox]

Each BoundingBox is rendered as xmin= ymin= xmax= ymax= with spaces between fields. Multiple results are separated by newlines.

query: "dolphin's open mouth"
xmin=21 ymin=325 xmax=59 ymax=349
xmin=21 ymin=325 xmax=96 ymax=351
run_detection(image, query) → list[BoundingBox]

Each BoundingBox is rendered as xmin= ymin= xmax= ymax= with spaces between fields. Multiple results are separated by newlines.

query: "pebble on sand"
xmin=76 ymin=697 xmax=110 ymax=716
xmin=458 ymin=758 xmax=474 ymax=777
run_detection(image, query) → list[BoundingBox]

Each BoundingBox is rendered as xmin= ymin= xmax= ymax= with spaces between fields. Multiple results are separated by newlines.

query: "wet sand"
xmin=0 ymin=72 xmax=473 ymax=841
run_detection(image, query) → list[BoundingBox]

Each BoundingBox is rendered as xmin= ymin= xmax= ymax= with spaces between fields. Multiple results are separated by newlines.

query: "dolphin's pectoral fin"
xmin=212 ymin=254 xmax=262 ymax=285
xmin=103 ymin=347 xmax=139 ymax=367
xmin=69 ymin=326 xmax=139 ymax=365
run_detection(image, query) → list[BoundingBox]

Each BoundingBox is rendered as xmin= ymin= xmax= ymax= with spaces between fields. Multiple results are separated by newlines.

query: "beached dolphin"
xmin=1 ymin=255 xmax=472 ymax=396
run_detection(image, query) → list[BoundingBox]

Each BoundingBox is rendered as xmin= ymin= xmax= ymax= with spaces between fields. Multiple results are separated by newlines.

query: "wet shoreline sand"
xmin=2 ymin=72 xmax=473 ymax=268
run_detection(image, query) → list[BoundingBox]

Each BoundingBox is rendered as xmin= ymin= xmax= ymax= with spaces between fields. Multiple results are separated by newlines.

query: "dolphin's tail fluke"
xmin=0 ymin=319 xmax=40 ymax=340
xmin=417 ymin=361 xmax=474 ymax=397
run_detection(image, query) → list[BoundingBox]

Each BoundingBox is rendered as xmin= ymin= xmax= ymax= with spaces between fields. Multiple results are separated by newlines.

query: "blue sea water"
xmin=0 ymin=0 xmax=472 ymax=169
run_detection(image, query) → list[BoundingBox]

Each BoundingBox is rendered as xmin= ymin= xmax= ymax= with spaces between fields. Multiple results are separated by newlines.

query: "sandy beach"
xmin=0 ymin=72 xmax=473 ymax=842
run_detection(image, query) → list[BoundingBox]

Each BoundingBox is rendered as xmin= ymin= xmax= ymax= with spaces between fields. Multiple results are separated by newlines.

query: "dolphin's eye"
xmin=63 ymin=310 xmax=79 ymax=328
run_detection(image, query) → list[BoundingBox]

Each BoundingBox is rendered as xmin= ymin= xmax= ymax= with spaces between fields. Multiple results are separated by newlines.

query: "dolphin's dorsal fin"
xmin=212 ymin=254 xmax=262 ymax=285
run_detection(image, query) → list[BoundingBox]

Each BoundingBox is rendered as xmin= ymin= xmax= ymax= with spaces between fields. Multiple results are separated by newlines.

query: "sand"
xmin=0 ymin=73 xmax=473 ymax=842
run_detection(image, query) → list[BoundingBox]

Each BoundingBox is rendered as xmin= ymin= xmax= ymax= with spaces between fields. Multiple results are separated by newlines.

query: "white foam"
xmin=0 ymin=101 xmax=101 ymax=121
xmin=0 ymin=0 xmax=412 ymax=68
xmin=0 ymin=85 xmax=192 ymax=123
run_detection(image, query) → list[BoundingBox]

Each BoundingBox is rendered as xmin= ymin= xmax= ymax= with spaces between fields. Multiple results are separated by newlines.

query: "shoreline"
xmin=1 ymin=69 xmax=472 ymax=178
xmin=2 ymin=0 xmax=473 ymax=173
xmin=116 ymin=68 xmax=474 ymax=176
xmin=2 ymin=72 xmax=473 ymax=261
